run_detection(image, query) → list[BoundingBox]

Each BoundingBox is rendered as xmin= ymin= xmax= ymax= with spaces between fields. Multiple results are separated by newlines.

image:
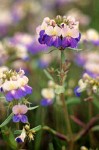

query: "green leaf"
xmin=0 ymin=113 xmax=13 ymax=128
xmin=2 ymin=127 xmax=17 ymax=149
xmin=14 ymin=125 xmax=42 ymax=135
xmin=92 ymin=98 xmax=99 ymax=109
xmin=30 ymin=125 xmax=42 ymax=132
xmin=55 ymin=85 xmax=65 ymax=94
xmin=28 ymin=105 xmax=39 ymax=110
xmin=66 ymin=97 xmax=81 ymax=106
xmin=14 ymin=130 xmax=21 ymax=135
xmin=44 ymin=69 xmax=53 ymax=80
xmin=92 ymin=125 xmax=99 ymax=131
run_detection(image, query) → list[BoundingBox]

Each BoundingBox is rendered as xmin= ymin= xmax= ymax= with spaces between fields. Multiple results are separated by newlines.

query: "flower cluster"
xmin=15 ymin=124 xmax=35 ymax=143
xmin=75 ymin=51 xmax=99 ymax=77
xmin=0 ymin=69 xmax=32 ymax=101
xmin=75 ymin=73 xmax=99 ymax=96
xmin=81 ymin=29 xmax=99 ymax=46
xmin=37 ymin=15 xmax=81 ymax=49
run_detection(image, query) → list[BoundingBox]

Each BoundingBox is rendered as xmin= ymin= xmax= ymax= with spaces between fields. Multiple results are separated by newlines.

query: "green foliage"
xmin=0 ymin=113 xmax=13 ymax=128
xmin=44 ymin=69 xmax=54 ymax=80
xmin=1 ymin=127 xmax=17 ymax=150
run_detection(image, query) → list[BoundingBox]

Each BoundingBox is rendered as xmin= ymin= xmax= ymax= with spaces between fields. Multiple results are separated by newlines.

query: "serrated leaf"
xmin=0 ymin=113 xmax=13 ymax=128
xmin=44 ymin=69 xmax=53 ymax=80
xmin=28 ymin=105 xmax=39 ymax=110
xmin=55 ymin=85 xmax=65 ymax=94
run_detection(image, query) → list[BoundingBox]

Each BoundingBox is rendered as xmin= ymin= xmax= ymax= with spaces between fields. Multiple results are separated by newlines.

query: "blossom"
xmin=12 ymin=104 xmax=28 ymax=123
xmin=15 ymin=128 xmax=26 ymax=143
xmin=81 ymin=29 xmax=99 ymax=46
xmin=37 ymin=15 xmax=81 ymax=50
xmin=67 ymin=8 xmax=90 ymax=27
xmin=41 ymin=88 xmax=55 ymax=106
xmin=75 ymin=73 xmax=99 ymax=96
xmin=0 ymin=69 xmax=32 ymax=101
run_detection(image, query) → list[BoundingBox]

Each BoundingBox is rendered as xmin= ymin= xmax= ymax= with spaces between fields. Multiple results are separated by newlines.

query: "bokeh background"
xmin=0 ymin=0 xmax=99 ymax=150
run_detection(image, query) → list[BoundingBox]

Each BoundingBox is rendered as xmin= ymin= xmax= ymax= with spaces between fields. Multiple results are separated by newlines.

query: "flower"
xmin=15 ymin=128 xmax=26 ymax=143
xmin=15 ymin=124 xmax=35 ymax=143
xmin=81 ymin=29 xmax=99 ymax=46
xmin=0 ymin=69 xmax=32 ymax=101
xmin=41 ymin=88 xmax=55 ymax=106
xmin=37 ymin=15 xmax=81 ymax=50
xmin=75 ymin=73 xmax=99 ymax=96
xmin=12 ymin=104 xmax=28 ymax=123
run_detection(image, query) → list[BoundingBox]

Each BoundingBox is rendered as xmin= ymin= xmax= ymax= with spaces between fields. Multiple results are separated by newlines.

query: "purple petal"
xmin=5 ymin=92 xmax=14 ymax=101
xmin=15 ymin=137 xmax=23 ymax=143
xmin=45 ymin=35 xmax=54 ymax=47
xmin=20 ymin=115 xmax=28 ymax=123
xmin=74 ymin=87 xmax=81 ymax=97
xmin=75 ymin=33 xmax=81 ymax=42
xmin=13 ymin=115 xmax=20 ymax=122
xmin=39 ymin=30 xmax=45 ymax=37
xmin=40 ymin=98 xmax=53 ymax=106
xmin=24 ymin=85 xmax=32 ymax=95
xmin=52 ymin=36 xmax=62 ymax=48
xmin=70 ymin=38 xmax=78 ymax=48
xmin=14 ymin=88 xmax=26 ymax=99
xmin=62 ymin=37 xmax=70 ymax=49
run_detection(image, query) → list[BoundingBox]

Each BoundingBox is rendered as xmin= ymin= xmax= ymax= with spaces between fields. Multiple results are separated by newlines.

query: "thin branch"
xmin=43 ymin=126 xmax=69 ymax=142
xmin=74 ymin=115 xmax=99 ymax=141
xmin=70 ymin=115 xmax=86 ymax=128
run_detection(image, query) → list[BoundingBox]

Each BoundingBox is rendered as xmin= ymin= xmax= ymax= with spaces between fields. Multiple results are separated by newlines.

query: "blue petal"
xmin=62 ymin=37 xmax=70 ymax=49
xmin=16 ymin=137 xmax=23 ymax=143
xmin=13 ymin=115 xmax=20 ymax=122
xmin=5 ymin=92 xmax=14 ymax=101
xmin=39 ymin=30 xmax=45 ymax=37
xmin=52 ymin=36 xmax=62 ymax=48
xmin=40 ymin=98 xmax=53 ymax=106
xmin=45 ymin=35 xmax=54 ymax=47
xmin=70 ymin=38 xmax=78 ymax=48
xmin=20 ymin=115 xmax=28 ymax=123
xmin=75 ymin=33 xmax=81 ymax=42
xmin=24 ymin=85 xmax=32 ymax=95
xmin=14 ymin=88 xmax=26 ymax=99
xmin=74 ymin=87 xmax=81 ymax=97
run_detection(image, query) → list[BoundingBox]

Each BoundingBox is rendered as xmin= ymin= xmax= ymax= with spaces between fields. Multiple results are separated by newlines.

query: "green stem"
xmin=60 ymin=51 xmax=72 ymax=138
xmin=43 ymin=126 xmax=69 ymax=141
xmin=88 ymin=101 xmax=95 ymax=147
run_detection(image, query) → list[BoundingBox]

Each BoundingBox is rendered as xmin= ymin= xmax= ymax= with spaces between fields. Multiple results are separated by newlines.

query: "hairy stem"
xmin=60 ymin=51 xmax=72 ymax=138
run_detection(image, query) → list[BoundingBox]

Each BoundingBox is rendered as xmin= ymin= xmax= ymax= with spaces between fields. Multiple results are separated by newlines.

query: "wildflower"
xmin=41 ymin=88 xmax=55 ymax=106
xmin=15 ymin=128 xmax=26 ymax=143
xmin=81 ymin=29 xmax=99 ymax=46
xmin=15 ymin=124 xmax=35 ymax=143
xmin=37 ymin=15 xmax=81 ymax=50
xmin=0 ymin=69 xmax=32 ymax=101
xmin=12 ymin=104 xmax=28 ymax=123
xmin=75 ymin=73 xmax=99 ymax=96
